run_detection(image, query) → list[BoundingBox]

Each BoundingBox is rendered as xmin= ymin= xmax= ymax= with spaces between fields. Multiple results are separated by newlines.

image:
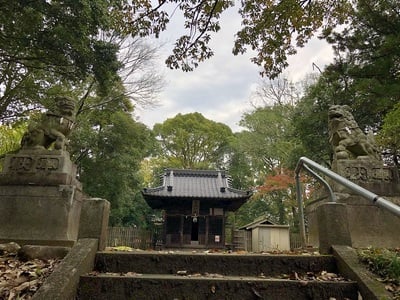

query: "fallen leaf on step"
xmin=210 ymin=285 xmax=216 ymax=294
xmin=176 ymin=270 xmax=187 ymax=276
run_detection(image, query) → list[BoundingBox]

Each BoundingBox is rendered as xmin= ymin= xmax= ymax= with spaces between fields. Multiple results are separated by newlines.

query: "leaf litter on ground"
xmin=0 ymin=247 xmax=61 ymax=300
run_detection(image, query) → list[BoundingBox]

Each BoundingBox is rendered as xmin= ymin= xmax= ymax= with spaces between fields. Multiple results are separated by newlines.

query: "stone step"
xmin=78 ymin=251 xmax=360 ymax=299
xmin=93 ymin=252 xmax=338 ymax=276
xmin=78 ymin=273 xmax=358 ymax=300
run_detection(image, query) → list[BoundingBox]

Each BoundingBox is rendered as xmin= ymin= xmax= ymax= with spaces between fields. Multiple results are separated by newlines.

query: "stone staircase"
xmin=77 ymin=251 xmax=359 ymax=299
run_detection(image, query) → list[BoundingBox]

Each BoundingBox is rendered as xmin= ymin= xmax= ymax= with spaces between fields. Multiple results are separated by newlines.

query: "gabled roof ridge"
xmin=165 ymin=168 xmax=226 ymax=177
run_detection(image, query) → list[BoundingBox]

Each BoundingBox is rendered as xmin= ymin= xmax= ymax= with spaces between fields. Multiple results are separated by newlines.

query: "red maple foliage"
xmin=257 ymin=168 xmax=295 ymax=193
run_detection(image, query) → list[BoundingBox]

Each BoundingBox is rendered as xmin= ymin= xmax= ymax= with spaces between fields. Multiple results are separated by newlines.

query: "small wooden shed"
xmin=239 ymin=216 xmax=290 ymax=252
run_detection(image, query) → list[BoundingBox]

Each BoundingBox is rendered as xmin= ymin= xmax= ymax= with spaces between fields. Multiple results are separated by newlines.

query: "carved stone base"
xmin=0 ymin=149 xmax=82 ymax=246
xmin=0 ymin=150 xmax=81 ymax=189
xmin=331 ymin=158 xmax=400 ymax=195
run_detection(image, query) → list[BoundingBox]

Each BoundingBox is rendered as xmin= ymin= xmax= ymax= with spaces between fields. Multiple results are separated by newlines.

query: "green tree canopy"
xmin=233 ymin=0 xmax=352 ymax=77
xmin=71 ymin=110 xmax=156 ymax=226
xmin=152 ymin=112 xmax=233 ymax=169
xmin=238 ymin=104 xmax=298 ymax=175
xmin=377 ymin=103 xmax=400 ymax=167
xmin=234 ymin=104 xmax=299 ymax=226
xmin=0 ymin=1 xmax=121 ymax=83
xmin=291 ymin=76 xmax=334 ymax=166
xmin=0 ymin=122 xmax=27 ymax=169
xmin=0 ymin=0 xmax=123 ymax=121
xmin=322 ymin=0 xmax=400 ymax=125
xmin=0 ymin=2 xmax=163 ymax=122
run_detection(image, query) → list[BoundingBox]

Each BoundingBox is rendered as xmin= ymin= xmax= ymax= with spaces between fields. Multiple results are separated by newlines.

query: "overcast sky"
xmin=135 ymin=6 xmax=334 ymax=132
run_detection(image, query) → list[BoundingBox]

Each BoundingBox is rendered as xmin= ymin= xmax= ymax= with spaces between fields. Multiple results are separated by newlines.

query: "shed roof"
xmin=239 ymin=216 xmax=289 ymax=230
xmin=142 ymin=169 xmax=252 ymax=211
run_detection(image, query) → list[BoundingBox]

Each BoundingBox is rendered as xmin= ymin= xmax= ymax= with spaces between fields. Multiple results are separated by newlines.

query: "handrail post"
xmin=295 ymin=172 xmax=307 ymax=248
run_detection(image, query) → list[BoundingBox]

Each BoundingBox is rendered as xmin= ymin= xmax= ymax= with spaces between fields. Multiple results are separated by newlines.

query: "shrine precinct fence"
xmin=106 ymin=227 xmax=153 ymax=249
xmin=107 ymin=227 xmax=303 ymax=251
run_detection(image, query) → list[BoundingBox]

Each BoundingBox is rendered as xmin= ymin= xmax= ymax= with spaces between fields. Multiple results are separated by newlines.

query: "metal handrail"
xmin=295 ymin=156 xmax=400 ymax=247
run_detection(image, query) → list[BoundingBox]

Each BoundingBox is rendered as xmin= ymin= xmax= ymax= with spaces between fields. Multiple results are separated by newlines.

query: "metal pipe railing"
xmin=295 ymin=156 xmax=400 ymax=247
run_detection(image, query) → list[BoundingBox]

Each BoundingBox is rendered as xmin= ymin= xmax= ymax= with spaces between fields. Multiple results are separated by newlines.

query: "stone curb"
xmin=32 ymin=238 xmax=98 ymax=300
xmin=332 ymin=245 xmax=392 ymax=300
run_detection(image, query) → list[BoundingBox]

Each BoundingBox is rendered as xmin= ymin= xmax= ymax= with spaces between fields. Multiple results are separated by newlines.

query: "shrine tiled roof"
xmin=142 ymin=169 xmax=252 ymax=200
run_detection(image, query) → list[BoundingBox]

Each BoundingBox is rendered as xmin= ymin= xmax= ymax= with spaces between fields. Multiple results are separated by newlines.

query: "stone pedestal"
xmin=0 ymin=150 xmax=82 ymax=246
xmin=306 ymin=158 xmax=400 ymax=249
xmin=316 ymin=203 xmax=352 ymax=254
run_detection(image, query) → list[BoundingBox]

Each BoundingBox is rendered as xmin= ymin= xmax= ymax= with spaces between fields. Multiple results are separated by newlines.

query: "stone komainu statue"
xmin=328 ymin=105 xmax=380 ymax=161
xmin=21 ymin=96 xmax=76 ymax=150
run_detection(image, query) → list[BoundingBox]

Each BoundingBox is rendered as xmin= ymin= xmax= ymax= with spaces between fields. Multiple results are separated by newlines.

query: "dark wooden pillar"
xmin=205 ymin=216 xmax=209 ymax=248
xmin=180 ymin=215 xmax=184 ymax=246
xmin=222 ymin=212 xmax=226 ymax=246
xmin=163 ymin=211 xmax=167 ymax=247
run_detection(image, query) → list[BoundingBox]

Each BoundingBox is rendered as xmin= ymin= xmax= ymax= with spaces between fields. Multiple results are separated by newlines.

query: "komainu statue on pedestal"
xmin=328 ymin=105 xmax=380 ymax=161
xmin=21 ymin=96 xmax=75 ymax=151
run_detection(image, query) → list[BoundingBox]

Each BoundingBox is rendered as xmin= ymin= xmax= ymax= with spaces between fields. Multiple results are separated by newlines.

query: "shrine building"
xmin=142 ymin=169 xmax=252 ymax=249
